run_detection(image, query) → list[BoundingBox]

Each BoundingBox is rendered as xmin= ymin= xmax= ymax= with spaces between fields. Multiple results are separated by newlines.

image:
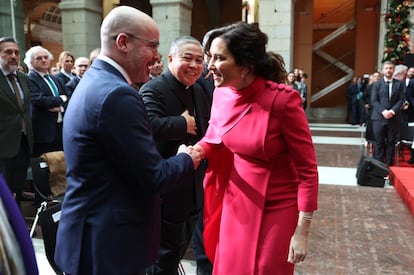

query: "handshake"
xmin=177 ymin=144 xmax=205 ymax=169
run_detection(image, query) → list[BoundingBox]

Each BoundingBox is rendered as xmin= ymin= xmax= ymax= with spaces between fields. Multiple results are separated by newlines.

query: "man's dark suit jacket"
xmin=0 ymin=71 xmax=33 ymax=157
xmin=140 ymin=69 xmax=211 ymax=211
xmin=54 ymin=71 xmax=74 ymax=85
xmin=28 ymin=70 xmax=67 ymax=144
xmin=370 ymin=78 xmax=405 ymax=122
xmin=65 ymin=76 xmax=80 ymax=97
xmin=406 ymin=78 xmax=414 ymax=121
xmin=54 ymin=58 xmax=195 ymax=275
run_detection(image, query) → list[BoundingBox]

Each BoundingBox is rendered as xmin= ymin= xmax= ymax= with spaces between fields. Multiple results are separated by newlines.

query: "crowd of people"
xmin=1 ymin=5 xmax=319 ymax=275
xmin=285 ymin=68 xmax=308 ymax=109
xmin=346 ymin=63 xmax=414 ymax=166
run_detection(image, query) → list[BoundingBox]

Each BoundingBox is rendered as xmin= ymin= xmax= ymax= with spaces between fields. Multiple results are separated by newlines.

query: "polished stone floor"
xmin=24 ymin=123 xmax=414 ymax=274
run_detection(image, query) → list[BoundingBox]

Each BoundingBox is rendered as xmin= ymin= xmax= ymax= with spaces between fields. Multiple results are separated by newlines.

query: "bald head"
xmin=100 ymin=6 xmax=158 ymax=55
xmin=98 ymin=6 xmax=160 ymax=83
xmin=74 ymin=57 xmax=90 ymax=78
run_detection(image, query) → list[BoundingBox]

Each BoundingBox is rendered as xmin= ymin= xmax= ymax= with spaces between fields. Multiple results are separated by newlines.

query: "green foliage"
xmin=382 ymin=0 xmax=414 ymax=64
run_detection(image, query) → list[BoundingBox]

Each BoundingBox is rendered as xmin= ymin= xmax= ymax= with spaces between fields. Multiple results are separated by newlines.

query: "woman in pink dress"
xmin=193 ymin=22 xmax=319 ymax=275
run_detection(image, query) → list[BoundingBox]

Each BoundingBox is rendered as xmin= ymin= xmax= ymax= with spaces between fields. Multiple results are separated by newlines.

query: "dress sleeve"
xmin=276 ymin=88 xmax=319 ymax=211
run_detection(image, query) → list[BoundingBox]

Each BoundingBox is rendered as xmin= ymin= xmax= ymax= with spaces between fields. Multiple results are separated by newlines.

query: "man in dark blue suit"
xmin=371 ymin=61 xmax=405 ymax=166
xmin=54 ymin=6 xmax=202 ymax=275
xmin=24 ymin=46 xmax=68 ymax=157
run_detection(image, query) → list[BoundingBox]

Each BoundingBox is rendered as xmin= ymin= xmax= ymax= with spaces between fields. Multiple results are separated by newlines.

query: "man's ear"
xmin=114 ymin=34 xmax=129 ymax=53
xmin=168 ymin=54 xmax=173 ymax=64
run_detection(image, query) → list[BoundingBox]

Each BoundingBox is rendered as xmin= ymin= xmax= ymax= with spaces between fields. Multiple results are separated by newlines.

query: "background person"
xmin=371 ymin=61 xmax=405 ymax=166
xmin=296 ymin=72 xmax=308 ymax=109
xmin=140 ymin=36 xmax=210 ymax=275
xmin=286 ymin=71 xmax=299 ymax=90
xmin=361 ymin=71 xmax=381 ymax=142
xmin=193 ymin=22 xmax=319 ymax=275
xmin=148 ymin=52 xmax=164 ymax=79
xmin=24 ymin=46 xmax=68 ymax=157
xmin=89 ymin=47 xmax=101 ymax=65
xmin=54 ymin=6 xmax=201 ymax=275
xmin=54 ymin=51 xmax=75 ymax=84
xmin=0 ymin=37 xmax=33 ymax=207
xmin=65 ymin=56 xmax=89 ymax=96
xmin=404 ymin=75 xmax=414 ymax=164
xmin=49 ymin=66 xmax=59 ymax=75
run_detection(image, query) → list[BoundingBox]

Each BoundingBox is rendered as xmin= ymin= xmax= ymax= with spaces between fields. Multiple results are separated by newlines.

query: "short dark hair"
xmin=0 ymin=37 xmax=18 ymax=50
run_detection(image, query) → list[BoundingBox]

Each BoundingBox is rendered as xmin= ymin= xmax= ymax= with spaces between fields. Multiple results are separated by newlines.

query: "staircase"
xmin=311 ymin=20 xmax=356 ymax=104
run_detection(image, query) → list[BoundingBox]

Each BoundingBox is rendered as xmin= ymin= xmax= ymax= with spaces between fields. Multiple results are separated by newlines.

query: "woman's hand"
xmin=287 ymin=211 xmax=312 ymax=264
xmin=192 ymin=144 xmax=206 ymax=159
xmin=177 ymin=144 xmax=201 ymax=169
xmin=287 ymin=228 xmax=308 ymax=264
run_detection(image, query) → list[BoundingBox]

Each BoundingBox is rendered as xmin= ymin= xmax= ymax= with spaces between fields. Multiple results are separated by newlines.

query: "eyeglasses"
xmin=113 ymin=33 xmax=159 ymax=50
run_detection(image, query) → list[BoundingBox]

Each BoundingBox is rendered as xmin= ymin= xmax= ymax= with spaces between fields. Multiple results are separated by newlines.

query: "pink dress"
xmin=199 ymin=77 xmax=318 ymax=275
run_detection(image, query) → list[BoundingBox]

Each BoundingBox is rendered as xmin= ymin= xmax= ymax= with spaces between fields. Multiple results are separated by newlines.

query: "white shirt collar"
xmin=34 ymin=70 xmax=48 ymax=77
xmin=60 ymin=69 xmax=73 ymax=78
xmin=0 ymin=66 xmax=15 ymax=76
xmin=96 ymin=55 xmax=132 ymax=84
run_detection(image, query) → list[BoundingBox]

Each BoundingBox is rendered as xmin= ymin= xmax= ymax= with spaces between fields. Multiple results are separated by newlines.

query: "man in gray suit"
xmin=371 ymin=61 xmax=405 ymax=166
xmin=0 ymin=37 xmax=33 ymax=206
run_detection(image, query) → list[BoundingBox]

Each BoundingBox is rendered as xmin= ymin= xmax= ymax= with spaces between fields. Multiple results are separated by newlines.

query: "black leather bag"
xmin=37 ymin=201 xmax=63 ymax=275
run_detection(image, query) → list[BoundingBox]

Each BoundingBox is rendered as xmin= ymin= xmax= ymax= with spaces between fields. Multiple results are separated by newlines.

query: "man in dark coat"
xmin=140 ymin=36 xmax=211 ymax=275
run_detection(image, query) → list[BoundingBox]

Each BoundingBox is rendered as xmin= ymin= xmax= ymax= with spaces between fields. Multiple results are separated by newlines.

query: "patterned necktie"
xmin=7 ymin=73 xmax=26 ymax=134
xmin=44 ymin=74 xmax=59 ymax=96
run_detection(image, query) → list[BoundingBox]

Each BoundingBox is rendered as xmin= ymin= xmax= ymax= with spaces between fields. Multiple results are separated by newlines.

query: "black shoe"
xmin=408 ymin=158 xmax=414 ymax=164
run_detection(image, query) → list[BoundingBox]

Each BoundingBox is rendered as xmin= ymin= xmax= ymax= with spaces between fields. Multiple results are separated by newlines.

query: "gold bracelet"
xmin=299 ymin=213 xmax=312 ymax=221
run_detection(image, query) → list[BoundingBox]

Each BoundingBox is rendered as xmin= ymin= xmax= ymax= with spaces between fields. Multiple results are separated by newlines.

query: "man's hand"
xmin=48 ymin=107 xmax=61 ymax=112
xmin=181 ymin=110 xmax=197 ymax=135
xmin=177 ymin=144 xmax=201 ymax=169
xmin=381 ymin=109 xmax=394 ymax=119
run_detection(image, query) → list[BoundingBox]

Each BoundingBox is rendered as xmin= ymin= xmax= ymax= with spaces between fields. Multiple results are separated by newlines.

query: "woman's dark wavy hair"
xmin=203 ymin=22 xmax=287 ymax=83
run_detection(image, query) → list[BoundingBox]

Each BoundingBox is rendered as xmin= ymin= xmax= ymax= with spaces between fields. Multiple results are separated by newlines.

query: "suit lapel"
xmin=390 ymin=79 xmax=400 ymax=101
xmin=16 ymin=72 xmax=30 ymax=106
xmin=0 ymin=73 xmax=21 ymax=109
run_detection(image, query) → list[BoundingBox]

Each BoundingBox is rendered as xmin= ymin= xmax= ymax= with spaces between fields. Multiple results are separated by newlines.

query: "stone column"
xmin=59 ymin=0 xmax=102 ymax=58
xmin=150 ymin=0 xmax=193 ymax=57
xmin=0 ymin=0 xmax=25 ymax=52
xmin=258 ymin=0 xmax=294 ymax=70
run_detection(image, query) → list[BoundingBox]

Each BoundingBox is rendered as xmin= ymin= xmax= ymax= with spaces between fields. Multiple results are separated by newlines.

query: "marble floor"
xmin=27 ymin=123 xmax=414 ymax=274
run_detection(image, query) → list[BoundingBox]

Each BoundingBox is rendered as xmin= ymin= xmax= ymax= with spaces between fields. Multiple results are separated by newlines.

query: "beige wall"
xmin=294 ymin=0 xmax=313 ymax=109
